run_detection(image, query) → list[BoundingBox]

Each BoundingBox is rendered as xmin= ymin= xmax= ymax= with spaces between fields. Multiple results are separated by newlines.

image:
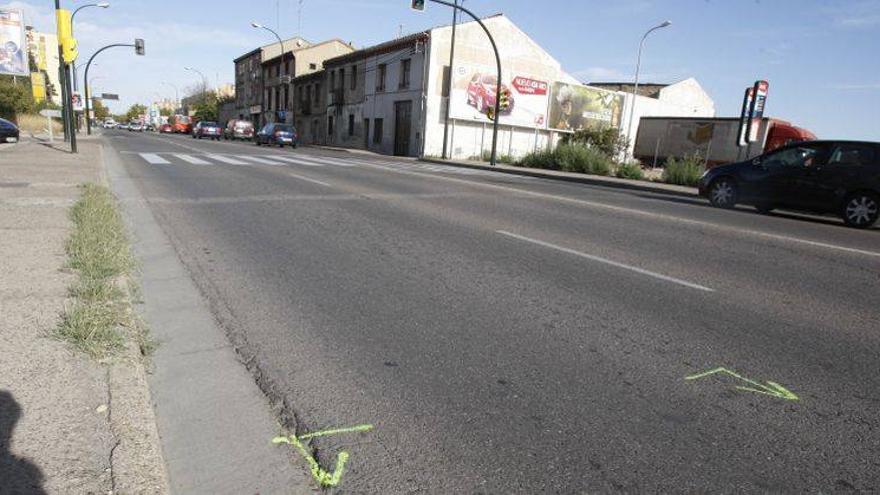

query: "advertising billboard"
xmin=0 ymin=9 xmax=29 ymax=76
xmin=548 ymin=82 xmax=624 ymax=132
xmin=449 ymin=64 xmax=550 ymax=128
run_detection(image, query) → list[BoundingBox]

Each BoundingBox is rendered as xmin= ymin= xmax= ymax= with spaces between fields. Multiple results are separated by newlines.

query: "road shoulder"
xmin=102 ymin=136 xmax=315 ymax=493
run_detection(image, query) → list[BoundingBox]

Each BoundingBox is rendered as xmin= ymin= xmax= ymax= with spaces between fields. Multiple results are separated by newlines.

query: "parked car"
xmin=159 ymin=123 xmax=174 ymax=134
xmin=224 ymin=119 xmax=255 ymax=141
xmin=102 ymin=120 xmax=117 ymax=129
xmin=128 ymin=121 xmax=144 ymax=132
xmin=0 ymin=117 xmax=20 ymax=143
xmin=255 ymin=123 xmax=297 ymax=147
xmin=193 ymin=121 xmax=223 ymax=140
xmin=699 ymin=140 xmax=880 ymax=228
xmin=466 ymin=73 xmax=514 ymax=115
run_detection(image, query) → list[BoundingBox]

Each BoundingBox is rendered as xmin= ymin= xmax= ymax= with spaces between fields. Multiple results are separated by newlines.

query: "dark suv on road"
xmin=699 ymin=140 xmax=880 ymax=228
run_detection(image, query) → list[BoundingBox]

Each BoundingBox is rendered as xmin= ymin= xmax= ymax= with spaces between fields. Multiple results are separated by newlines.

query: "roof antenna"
xmin=297 ymin=0 xmax=304 ymax=37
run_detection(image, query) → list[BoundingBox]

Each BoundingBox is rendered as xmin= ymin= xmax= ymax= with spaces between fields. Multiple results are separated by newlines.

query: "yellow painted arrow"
xmin=685 ymin=367 xmax=799 ymax=401
xmin=273 ymin=424 xmax=373 ymax=488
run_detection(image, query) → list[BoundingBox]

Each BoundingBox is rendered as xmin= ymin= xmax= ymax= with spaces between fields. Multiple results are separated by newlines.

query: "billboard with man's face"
xmin=449 ymin=64 xmax=550 ymax=129
xmin=548 ymin=82 xmax=624 ymax=132
xmin=0 ymin=9 xmax=29 ymax=77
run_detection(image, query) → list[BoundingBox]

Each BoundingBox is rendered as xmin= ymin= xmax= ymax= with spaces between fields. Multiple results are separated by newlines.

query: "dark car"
xmin=224 ymin=119 xmax=255 ymax=141
xmin=0 ymin=117 xmax=20 ymax=143
xmin=192 ymin=121 xmax=223 ymax=140
xmin=255 ymin=123 xmax=297 ymax=148
xmin=699 ymin=140 xmax=880 ymax=228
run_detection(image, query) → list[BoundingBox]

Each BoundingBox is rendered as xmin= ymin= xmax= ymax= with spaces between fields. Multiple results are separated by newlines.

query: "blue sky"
xmin=7 ymin=0 xmax=880 ymax=140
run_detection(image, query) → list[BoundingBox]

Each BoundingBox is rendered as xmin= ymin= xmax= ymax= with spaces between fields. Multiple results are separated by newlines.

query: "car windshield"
xmin=275 ymin=125 xmax=294 ymax=132
xmin=204 ymin=122 xmax=218 ymax=127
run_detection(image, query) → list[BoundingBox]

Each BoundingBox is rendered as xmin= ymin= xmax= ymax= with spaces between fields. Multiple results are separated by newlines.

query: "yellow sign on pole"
xmin=55 ymin=9 xmax=77 ymax=64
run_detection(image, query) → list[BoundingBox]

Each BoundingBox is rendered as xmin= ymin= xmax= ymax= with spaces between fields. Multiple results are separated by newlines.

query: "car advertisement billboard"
xmin=0 ymin=9 xmax=29 ymax=77
xmin=449 ymin=64 xmax=550 ymax=128
xmin=548 ymin=82 xmax=624 ymax=132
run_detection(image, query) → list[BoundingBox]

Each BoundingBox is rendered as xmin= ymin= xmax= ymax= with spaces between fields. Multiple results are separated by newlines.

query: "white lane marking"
xmin=287 ymin=173 xmax=332 ymax=187
xmin=204 ymin=154 xmax=249 ymax=165
xmin=497 ymin=230 xmax=715 ymax=292
xmin=237 ymin=155 xmax=286 ymax=165
xmin=294 ymin=154 xmax=356 ymax=167
xmin=173 ymin=154 xmax=211 ymax=165
xmin=350 ymin=165 xmax=879 ymax=259
xmin=139 ymin=153 xmax=170 ymax=165
xmin=264 ymin=155 xmax=325 ymax=167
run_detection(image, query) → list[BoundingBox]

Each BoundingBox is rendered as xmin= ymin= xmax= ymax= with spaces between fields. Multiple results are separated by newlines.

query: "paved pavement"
xmin=0 ymin=137 xmax=166 ymax=494
xmin=106 ymin=129 xmax=880 ymax=493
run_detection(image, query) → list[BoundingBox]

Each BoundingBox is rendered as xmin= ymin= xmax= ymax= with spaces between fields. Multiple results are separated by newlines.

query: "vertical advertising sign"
xmin=737 ymin=87 xmax=753 ymax=147
xmin=0 ymin=9 xmax=29 ymax=76
xmin=746 ymin=80 xmax=769 ymax=143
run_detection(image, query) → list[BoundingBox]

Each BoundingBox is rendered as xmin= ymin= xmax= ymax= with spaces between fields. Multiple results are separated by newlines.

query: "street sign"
xmin=39 ymin=109 xmax=62 ymax=118
xmin=101 ymin=93 xmax=119 ymax=101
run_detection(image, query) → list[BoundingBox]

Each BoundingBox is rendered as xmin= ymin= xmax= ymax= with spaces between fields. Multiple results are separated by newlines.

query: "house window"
xmin=283 ymin=86 xmax=289 ymax=109
xmin=400 ymin=59 xmax=411 ymax=89
xmin=315 ymin=83 xmax=321 ymax=103
xmin=351 ymin=65 xmax=357 ymax=90
xmin=328 ymin=115 xmax=334 ymax=136
xmin=284 ymin=61 xmax=290 ymax=75
xmin=377 ymin=64 xmax=386 ymax=92
xmin=339 ymin=68 xmax=345 ymax=89
xmin=348 ymin=114 xmax=354 ymax=136
xmin=373 ymin=118 xmax=383 ymax=144
xmin=309 ymin=63 xmax=317 ymax=70
xmin=275 ymin=64 xmax=280 ymax=77
xmin=330 ymin=71 xmax=335 ymax=90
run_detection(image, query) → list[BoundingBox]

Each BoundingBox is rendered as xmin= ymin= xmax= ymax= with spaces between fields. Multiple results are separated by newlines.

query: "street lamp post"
xmin=251 ymin=21 xmax=286 ymax=123
xmin=184 ymin=66 xmax=210 ymax=101
xmin=84 ymin=41 xmax=142 ymax=134
xmin=160 ymin=81 xmax=180 ymax=112
xmin=624 ymin=20 xmax=671 ymax=159
xmin=70 ymin=2 xmax=110 ymax=92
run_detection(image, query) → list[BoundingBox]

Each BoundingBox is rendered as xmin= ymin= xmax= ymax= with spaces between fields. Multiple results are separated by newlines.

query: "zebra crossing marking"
xmin=173 ymin=154 xmax=211 ymax=165
xmin=139 ymin=153 xmax=170 ymax=165
xmin=204 ymin=154 xmax=249 ymax=165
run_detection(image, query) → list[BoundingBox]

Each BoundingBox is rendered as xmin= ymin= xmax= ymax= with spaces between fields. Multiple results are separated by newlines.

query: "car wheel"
xmin=842 ymin=192 xmax=879 ymax=228
xmin=708 ymin=178 xmax=737 ymax=209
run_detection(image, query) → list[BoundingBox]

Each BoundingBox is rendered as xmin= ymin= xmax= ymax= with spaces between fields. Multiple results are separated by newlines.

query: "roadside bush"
xmin=556 ymin=143 xmax=613 ymax=176
xmin=516 ymin=149 xmax=557 ymax=169
xmin=663 ymin=154 xmax=705 ymax=186
xmin=479 ymin=150 xmax=515 ymax=164
xmin=615 ymin=161 xmax=645 ymax=180
xmin=560 ymin=126 xmax=629 ymax=158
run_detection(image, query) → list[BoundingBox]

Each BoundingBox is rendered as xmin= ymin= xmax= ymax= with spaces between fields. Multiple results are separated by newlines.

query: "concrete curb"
xmin=102 ymin=138 xmax=315 ymax=494
xmin=420 ymin=157 xmax=699 ymax=199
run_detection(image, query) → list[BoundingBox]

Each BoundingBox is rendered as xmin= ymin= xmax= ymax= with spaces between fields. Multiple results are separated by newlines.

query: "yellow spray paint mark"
xmin=685 ymin=367 xmax=799 ymax=401
xmin=273 ymin=423 xmax=374 ymax=488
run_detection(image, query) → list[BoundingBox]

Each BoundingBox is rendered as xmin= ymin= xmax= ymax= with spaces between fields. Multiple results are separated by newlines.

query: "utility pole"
xmin=418 ymin=0 xmax=502 ymax=166
xmin=440 ymin=0 xmax=459 ymax=159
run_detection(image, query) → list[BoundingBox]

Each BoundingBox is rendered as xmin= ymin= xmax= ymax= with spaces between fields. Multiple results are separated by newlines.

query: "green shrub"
xmin=555 ymin=143 xmax=613 ymax=175
xmin=516 ymin=149 xmax=557 ymax=169
xmin=560 ymin=126 xmax=629 ymax=157
xmin=663 ymin=154 xmax=705 ymax=186
xmin=615 ymin=162 xmax=645 ymax=180
xmin=479 ymin=150 xmax=515 ymax=164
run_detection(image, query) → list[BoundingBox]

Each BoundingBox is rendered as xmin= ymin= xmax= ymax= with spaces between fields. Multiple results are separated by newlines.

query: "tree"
xmin=159 ymin=107 xmax=173 ymax=117
xmin=0 ymin=76 xmax=34 ymax=120
xmin=92 ymin=98 xmax=110 ymax=121
xmin=124 ymin=103 xmax=147 ymax=122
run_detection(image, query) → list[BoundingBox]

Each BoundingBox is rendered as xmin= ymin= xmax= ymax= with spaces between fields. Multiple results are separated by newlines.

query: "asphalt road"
xmin=106 ymin=129 xmax=880 ymax=493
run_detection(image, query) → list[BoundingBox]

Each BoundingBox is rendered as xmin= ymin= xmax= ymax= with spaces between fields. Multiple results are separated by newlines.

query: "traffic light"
xmin=499 ymin=90 xmax=511 ymax=111
xmin=411 ymin=0 xmax=425 ymax=11
xmin=56 ymin=9 xmax=78 ymax=64
xmin=134 ymin=38 xmax=145 ymax=56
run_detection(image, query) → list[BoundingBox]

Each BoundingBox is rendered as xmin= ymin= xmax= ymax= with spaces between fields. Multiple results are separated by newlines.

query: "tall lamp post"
xmin=251 ymin=21 xmax=286 ymax=122
xmin=184 ymin=66 xmax=210 ymax=98
xmin=70 ymin=2 xmax=110 ymax=92
xmin=624 ymin=20 xmax=671 ymax=158
xmin=160 ymin=81 xmax=180 ymax=112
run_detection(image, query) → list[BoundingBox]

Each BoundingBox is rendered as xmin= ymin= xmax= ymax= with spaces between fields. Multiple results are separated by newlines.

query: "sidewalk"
xmin=420 ymin=156 xmax=698 ymax=198
xmin=0 ymin=137 xmax=167 ymax=493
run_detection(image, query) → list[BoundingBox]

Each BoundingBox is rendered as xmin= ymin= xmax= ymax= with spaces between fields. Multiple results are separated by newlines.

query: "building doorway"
xmin=393 ymin=100 xmax=412 ymax=156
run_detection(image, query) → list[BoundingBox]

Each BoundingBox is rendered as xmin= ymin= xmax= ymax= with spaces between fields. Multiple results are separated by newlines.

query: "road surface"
xmin=106 ymin=129 xmax=879 ymax=493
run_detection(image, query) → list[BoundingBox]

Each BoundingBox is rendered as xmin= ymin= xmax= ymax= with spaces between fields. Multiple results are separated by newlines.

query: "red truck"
xmin=634 ymin=117 xmax=816 ymax=167
xmin=171 ymin=114 xmax=192 ymax=134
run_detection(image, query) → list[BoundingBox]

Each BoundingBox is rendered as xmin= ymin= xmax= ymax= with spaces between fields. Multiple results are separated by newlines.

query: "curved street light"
xmin=184 ymin=66 xmax=210 ymax=96
xmin=70 ymin=2 xmax=110 ymax=92
xmin=624 ymin=20 xmax=672 ymax=159
xmin=251 ymin=21 xmax=287 ymax=121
